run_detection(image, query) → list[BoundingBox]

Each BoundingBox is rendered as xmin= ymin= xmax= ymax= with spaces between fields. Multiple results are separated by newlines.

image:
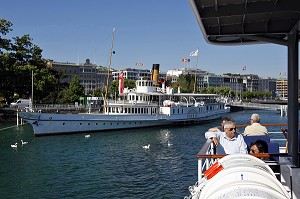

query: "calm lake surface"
xmin=0 ymin=110 xmax=292 ymax=199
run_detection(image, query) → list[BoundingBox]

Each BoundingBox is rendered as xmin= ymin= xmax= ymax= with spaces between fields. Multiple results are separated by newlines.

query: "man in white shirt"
xmin=244 ymin=113 xmax=268 ymax=136
xmin=205 ymin=121 xmax=248 ymax=154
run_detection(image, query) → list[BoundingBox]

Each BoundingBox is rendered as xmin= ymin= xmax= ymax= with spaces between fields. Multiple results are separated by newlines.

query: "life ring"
xmin=203 ymin=161 xmax=223 ymax=180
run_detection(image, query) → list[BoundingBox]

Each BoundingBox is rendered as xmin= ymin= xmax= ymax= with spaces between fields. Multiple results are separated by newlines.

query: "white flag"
xmin=190 ymin=49 xmax=198 ymax=57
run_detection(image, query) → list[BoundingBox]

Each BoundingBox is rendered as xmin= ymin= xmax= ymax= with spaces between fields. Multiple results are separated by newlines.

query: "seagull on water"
xmin=142 ymin=144 xmax=150 ymax=149
xmin=21 ymin=140 xmax=28 ymax=145
xmin=167 ymin=141 xmax=172 ymax=147
xmin=11 ymin=143 xmax=18 ymax=148
xmin=85 ymin=134 xmax=90 ymax=139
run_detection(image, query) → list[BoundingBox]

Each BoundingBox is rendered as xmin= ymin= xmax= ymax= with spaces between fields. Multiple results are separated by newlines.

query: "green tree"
xmin=124 ymin=79 xmax=135 ymax=89
xmin=109 ymin=78 xmax=136 ymax=96
xmin=63 ymin=75 xmax=84 ymax=103
xmin=0 ymin=18 xmax=62 ymax=103
xmin=110 ymin=80 xmax=118 ymax=95
xmin=0 ymin=18 xmax=12 ymax=52
xmin=171 ymin=74 xmax=194 ymax=93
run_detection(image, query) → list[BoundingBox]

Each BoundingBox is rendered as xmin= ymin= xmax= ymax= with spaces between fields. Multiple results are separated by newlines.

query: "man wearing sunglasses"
xmin=205 ymin=121 xmax=248 ymax=154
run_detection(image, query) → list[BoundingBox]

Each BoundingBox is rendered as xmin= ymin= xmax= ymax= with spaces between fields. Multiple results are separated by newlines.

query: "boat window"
xmin=178 ymin=109 xmax=179 ymax=114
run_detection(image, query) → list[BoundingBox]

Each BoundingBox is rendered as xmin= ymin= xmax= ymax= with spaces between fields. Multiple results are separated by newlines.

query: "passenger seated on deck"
xmin=208 ymin=117 xmax=234 ymax=132
xmin=249 ymin=139 xmax=280 ymax=179
xmin=205 ymin=121 xmax=248 ymax=154
xmin=244 ymin=113 xmax=268 ymax=136
xmin=249 ymin=139 xmax=268 ymax=155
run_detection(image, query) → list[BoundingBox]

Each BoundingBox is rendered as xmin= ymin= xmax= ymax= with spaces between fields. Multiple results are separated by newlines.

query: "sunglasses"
xmin=227 ymin=128 xmax=236 ymax=131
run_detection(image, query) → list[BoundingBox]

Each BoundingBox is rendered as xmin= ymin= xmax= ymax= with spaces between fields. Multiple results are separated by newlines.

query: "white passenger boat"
xmin=19 ymin=77 xmax=230 ymax=136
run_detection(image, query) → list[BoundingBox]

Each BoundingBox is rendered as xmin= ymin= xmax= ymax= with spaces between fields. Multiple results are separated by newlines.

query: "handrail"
xmin=236 ymin=123 xmax=300 ymax=128
xmin=196 ymin=153 xmax=289 ymax=159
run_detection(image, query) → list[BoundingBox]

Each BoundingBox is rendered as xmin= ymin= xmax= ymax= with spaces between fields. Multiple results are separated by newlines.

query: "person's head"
xmin=249 ymin=139 xmax=268 ymax=154
xmin=221 ymin=117 xmax=233 ymax=129
xmin=223 ymin=121 xmax=237 ymax=139
xmin=250 ymin=113 xmax=260 ymax=124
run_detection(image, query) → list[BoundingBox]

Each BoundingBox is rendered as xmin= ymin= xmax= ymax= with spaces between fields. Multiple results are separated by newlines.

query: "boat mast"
xmin=103 ymin=27 xmax=115 ymax=113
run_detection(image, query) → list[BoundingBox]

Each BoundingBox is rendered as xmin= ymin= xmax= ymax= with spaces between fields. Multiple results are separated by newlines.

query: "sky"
xmin=1 ymin=0 xmax=289 ymax=78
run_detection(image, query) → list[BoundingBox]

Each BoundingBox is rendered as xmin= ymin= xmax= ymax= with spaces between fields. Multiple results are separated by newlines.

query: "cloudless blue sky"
xmin=1 ymin=0 xmax=289 ymax=78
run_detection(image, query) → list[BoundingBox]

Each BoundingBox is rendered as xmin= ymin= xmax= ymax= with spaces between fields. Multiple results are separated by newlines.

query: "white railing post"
xmin=198 ymin=158 xmax=202 ymax=183
xmin=16 ymin=109 xmax=19 ymax=126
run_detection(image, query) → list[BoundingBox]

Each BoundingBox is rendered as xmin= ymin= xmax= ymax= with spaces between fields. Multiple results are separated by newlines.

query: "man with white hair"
xmin=205 ymin=121 xmax=248 ymax=154
xmin=244 ymin=113 xmax=268 ymax=136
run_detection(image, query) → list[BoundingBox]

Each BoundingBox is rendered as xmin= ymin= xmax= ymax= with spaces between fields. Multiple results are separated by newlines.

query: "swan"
xmin=85 ymin=134 xmax=90 ymax=138
xmin=167 ymin=141 xmax=172 ymax=147
xmin=21 ymin=140 xmax=28 ymax=145
xmin=142 ymin=144 xmax=150 ymax=149
xmin=11 ymin=143 xmax=18 ymax=148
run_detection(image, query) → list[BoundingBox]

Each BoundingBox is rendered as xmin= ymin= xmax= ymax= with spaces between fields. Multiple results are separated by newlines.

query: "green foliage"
xmin=0 ymin=19 xmax=12 ymax=52
xmin=171 ymin=74 xmax=194 ymax=93
xmin=109 ymin=78 xmax=136 ymax=95
xmin=110 ymin=80 xmax=118 ymax=95
xmin=0 ymin=18 xmax=65 ymax=104
xmin=94 ymin=87 xmax=105 ymax=97
xmin=63 ymin=76 xmax=85 ymax=103
xmin=124 ymin=79 xmax=136 ymax=89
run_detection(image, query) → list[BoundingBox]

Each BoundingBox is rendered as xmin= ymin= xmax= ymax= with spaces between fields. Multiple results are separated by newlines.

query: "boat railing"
xmin=106 ymin=100 xmax=159 ymax=106
xmin=196 ymin=132 xmax=289 ymax=183
xmin=196 ymin=139 xmax=216 ymax=183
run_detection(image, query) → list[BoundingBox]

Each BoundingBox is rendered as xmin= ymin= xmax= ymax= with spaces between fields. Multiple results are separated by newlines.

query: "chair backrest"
xmin=243 ymin=135 xmax=270 ymax=147
xmin=268 ymin=142 xmax=280 ymax=161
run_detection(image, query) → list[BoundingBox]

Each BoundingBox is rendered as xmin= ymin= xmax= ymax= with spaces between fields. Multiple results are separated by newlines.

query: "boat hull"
xmin=19 ymin=110 xmax=228 ymax=136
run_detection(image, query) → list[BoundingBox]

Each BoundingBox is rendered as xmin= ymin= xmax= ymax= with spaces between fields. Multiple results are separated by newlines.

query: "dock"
xmin=227 ymin=102 xmax=288 ymax=116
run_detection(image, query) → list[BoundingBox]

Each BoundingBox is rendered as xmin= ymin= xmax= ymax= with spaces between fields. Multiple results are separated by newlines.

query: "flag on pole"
xmin=135 ymin=63 xmax=144 ymax=66
xmin=190 ymin=49 xmax=198 ymax=57
xmin=182 ymin=58 xmax=190 ymax=62
xmin=242 ymin=66 xmax=246 ymax=71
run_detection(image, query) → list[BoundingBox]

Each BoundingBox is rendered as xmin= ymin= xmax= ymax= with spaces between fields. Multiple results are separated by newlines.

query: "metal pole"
xmin=104 ymin=27 xmax=115 ymax=113
xmin=31 ymin=70 xmax=33 ymax=110
xmin=287 ymin=25 xmax=299 ymax=167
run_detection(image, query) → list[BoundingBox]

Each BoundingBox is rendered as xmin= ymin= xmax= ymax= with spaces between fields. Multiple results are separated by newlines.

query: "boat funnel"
xmin=151 ymin=64 xmax=159 ymax=87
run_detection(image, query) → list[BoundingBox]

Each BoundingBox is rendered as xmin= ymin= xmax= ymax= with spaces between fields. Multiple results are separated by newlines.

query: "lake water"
xmin=0 ymin=110 xmax=292 ymax=198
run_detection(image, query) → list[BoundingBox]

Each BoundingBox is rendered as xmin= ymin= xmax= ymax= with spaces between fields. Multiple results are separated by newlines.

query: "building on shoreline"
xmin=47 ymin=59 xmax=111 ymax=95
xmin=46 ymin=59 xmax=292 ymax=98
